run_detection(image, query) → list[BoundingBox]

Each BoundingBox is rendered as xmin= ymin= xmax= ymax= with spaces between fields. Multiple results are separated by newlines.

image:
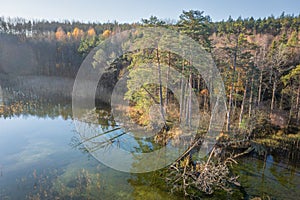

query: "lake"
xmin=0 ymin=84 xmax=299 ymax=200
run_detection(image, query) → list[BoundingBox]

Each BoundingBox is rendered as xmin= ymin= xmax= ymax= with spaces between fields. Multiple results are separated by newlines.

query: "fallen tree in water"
xmin=166 ymin=144 xmax=255 ymax=198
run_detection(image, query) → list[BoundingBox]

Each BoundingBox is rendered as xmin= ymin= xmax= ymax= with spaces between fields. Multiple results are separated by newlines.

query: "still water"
xmin=0 ymin=115 xmax=183 ymax=200
xmin=0 ymin=86 xmax=182 ymax=200
xmin=0 ymin=86 xmax=299 ymax=199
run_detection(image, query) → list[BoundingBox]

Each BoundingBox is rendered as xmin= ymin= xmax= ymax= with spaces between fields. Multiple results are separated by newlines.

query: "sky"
xmin=1 ymin=0 xmax=300 ymax=23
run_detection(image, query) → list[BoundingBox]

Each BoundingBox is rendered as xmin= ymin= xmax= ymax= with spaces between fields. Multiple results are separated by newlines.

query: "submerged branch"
xmin=74 ymin=127 xmax=122 ymax=148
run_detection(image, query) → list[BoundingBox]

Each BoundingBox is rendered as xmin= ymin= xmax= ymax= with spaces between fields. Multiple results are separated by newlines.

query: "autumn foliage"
xmin=55 ymin=27 xmax=66 ymax=41
xmin=87 ymin=27 xmax=96 ymax=37
xmin=102 ymin=30 xmax=111 ymax=38
xmin=72 ymin=27 xmax=84 ymax=40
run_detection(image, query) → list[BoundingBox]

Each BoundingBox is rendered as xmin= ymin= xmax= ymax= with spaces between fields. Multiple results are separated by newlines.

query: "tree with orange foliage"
xmin=102 ymin=29 xmax=111 ymax=38
xmin=72 ymin=27 xmax=84 ymax=40
xmin=87 ymin=27 xmax=96 ymax=37
xmin=55 ymin=27 xmax=66 ymax=41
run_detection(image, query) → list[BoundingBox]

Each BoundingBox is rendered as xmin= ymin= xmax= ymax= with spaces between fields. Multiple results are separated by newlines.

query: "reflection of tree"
xmin=0 ymin=87 xmax=73 ymax=119
xmin=71 ymin=107 xmax=165 ymax=155
xmin=71 ymin=108 xmax=126 ymax=154
xmin=234 ymin=155 xmax=299 ymax=199
xmin=269 ymin=155 xmax=296 ymax=188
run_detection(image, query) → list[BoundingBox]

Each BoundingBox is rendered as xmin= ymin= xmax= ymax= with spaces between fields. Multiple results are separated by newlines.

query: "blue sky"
xmin=1 ymin=0 xmax=300 ymax=23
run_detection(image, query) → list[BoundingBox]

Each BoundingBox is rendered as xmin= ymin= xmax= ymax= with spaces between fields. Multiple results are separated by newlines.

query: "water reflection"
xmin=0 ymin=84 xmax=299 ymax=199
xmin=236 ymin=154 xmax=300 ymax=199
xmin=0 ymin=87 xmax=72 ymax=119
xmin=0 ymin=85 xmax=181 ymax=199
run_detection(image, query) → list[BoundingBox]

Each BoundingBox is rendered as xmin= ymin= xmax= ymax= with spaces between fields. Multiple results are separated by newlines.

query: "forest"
xmin=1 ymin=11 xmax=299 ymax=130
xmin=0 ymin=10 xmax=300 ymax=199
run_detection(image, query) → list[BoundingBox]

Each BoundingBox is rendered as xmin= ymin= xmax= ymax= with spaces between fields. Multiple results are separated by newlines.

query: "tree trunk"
xmin=248 ymin=72 xmax=254 ymax=118
xmin=233 ymin=72 xmax=240 ymax=115
xmin=165 ymin=52 xmax=171 ymax=107
xmin=258 ymin=69 xmax=263 ymax=105
xmin=188 ymin=71 xmax=192 ymax=127
xmin=271 ymin=78 xmax=276 ymax=113
xmin=226 ymin=84 xmax=234 ymax=132
xmin=296 ymin=84 xmax=300 ymax=123
xmin=198 ymin=74 xmax=201 ymax=92
xmin=239 ymin=79 xmax=248 ymax=129
xmin=288 ymin=93 xmax=294 ymax=125
xmin=179 ymin=62 xmax=185 ymax=122
xmin=226 ymin=48 xmax=237 ymax=132
xmin=184 ymin=81 xmax=189 ymax=125
xmin=156 ymin=49 xmax=166 ymax=123
xmin=279 ymin=91 xmax=284 ymax=110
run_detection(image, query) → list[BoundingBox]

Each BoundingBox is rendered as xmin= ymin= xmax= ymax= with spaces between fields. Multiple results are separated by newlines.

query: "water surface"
xmin=0 ymin=86 xmax=299 ymax=199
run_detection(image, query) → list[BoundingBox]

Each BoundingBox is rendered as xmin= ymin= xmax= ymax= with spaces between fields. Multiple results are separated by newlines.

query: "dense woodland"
xmin=1 ymin=11 xmax=300 ymax=131
xmin=1 ymin=10 xmax=300 ymax=131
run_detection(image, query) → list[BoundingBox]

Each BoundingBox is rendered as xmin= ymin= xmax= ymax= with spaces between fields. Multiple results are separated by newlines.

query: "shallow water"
xmin=235 ymin=154 xmax=300 ymax=200
xmin=0 ymin=87 xmax=299 ymax=199
xmin=0 ymin=84 xmax=183 ymax=200
xmin=0 ymin=113 xmax=185 ymax=200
